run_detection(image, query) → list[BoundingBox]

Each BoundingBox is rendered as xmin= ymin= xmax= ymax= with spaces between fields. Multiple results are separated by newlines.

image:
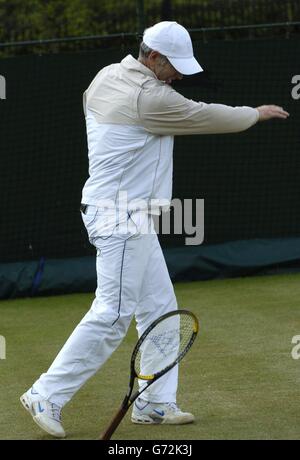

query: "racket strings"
xmin=134 ymin=313 xmax=196 ymax=379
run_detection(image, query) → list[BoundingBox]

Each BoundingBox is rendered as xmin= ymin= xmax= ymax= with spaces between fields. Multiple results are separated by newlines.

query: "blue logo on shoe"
xmin=153 ymin=409 xmax=165 ymax=417
xmin=38 ymin=402 xmax=45 ymax=413
xmin=31 ymin=388 xmax=38 ymax=395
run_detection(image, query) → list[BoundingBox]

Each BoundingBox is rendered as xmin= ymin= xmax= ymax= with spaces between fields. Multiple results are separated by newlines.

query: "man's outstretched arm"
xmin=138 ymin=84 xmax=290 ymax=135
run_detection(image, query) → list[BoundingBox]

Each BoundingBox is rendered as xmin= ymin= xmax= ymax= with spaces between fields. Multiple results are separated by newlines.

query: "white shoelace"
xmin=50 ymin=403 xmax=62 ymax=422
xmin=166 ymin=402 xmax=181 ymax=413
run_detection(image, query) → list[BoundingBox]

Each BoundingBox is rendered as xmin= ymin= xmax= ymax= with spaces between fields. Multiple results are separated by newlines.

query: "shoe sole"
xmin=131 ymin=414 xmax=195 ymax=425
xmin=131 ymin=414 xmax=163 ymax=424
xmin=20 ymin=393 xmax=66 ymax=438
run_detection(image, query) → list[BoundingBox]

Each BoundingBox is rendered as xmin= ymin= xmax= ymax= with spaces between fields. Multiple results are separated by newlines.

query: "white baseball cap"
xmin=143 ymin=21 xmax=203 ymax=75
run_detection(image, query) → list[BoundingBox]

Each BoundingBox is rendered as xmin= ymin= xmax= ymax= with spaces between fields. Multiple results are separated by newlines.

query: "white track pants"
xmin=34 ymin=207 xmax=178 ymax=407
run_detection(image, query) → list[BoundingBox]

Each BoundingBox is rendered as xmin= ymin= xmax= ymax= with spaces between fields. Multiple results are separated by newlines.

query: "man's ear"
xmin=148 ymin=50 xmax=160 ymax=62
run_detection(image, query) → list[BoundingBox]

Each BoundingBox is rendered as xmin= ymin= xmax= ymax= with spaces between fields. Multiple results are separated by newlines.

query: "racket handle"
xmin=100 ymin=405 xmax=129 ymax=440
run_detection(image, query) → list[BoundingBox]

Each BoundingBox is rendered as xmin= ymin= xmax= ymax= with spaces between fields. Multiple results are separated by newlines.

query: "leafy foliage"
xmin=0 ymin=0 xmax=299 ymax=56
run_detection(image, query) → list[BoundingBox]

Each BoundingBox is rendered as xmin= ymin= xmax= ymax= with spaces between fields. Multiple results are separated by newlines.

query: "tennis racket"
xmin=100 ymin=309 xmax=199 ymax=440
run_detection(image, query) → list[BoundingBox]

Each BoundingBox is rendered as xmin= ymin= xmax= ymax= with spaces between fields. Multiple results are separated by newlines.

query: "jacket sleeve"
xmin=137 ymin=84 xmax=259 ymax=135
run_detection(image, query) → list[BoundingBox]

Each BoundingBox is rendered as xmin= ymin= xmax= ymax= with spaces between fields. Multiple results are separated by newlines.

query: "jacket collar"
xmin=121 ymin=54 xmax=157 ymax=79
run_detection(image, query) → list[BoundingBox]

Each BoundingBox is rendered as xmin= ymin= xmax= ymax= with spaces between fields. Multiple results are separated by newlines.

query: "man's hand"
xmin=256 ymin=105 xmax=289 ymax=121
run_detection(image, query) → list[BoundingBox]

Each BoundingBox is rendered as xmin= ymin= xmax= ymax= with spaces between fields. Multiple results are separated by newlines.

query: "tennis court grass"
xmin=0 ymin=273 xmax=299 ymax=440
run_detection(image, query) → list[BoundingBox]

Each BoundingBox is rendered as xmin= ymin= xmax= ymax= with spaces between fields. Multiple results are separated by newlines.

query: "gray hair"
xmin=139 ymin=41 xmax=169 ymax=65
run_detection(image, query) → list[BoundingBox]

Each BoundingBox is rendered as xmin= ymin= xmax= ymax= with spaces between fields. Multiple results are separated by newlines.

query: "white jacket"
xmin=81 ymin=54 xmax=259 ymax=213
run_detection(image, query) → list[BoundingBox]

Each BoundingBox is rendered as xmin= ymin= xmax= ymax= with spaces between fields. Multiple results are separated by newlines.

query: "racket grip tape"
xmin=100 ymin=405 xmax=129 ymax=440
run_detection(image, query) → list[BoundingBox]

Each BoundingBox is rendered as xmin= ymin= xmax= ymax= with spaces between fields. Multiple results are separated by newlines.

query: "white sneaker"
xmin=131 ymin=398 xmax=195 ymax=425
xmin=20 ymin=387 xmax=66 ymax=438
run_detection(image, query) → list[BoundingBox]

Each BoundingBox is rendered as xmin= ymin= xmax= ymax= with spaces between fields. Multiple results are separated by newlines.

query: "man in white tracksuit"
xmin=20 ymin=21 xmax=289 ymax=438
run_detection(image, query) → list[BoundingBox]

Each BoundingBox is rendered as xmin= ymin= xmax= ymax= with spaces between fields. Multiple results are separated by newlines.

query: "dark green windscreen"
xmin=0 ymin=38 xmax=299 ymax=263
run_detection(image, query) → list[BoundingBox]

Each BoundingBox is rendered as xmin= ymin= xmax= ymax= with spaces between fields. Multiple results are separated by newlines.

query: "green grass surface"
xmin=1 ymin=274 xmax=300 ymax=440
